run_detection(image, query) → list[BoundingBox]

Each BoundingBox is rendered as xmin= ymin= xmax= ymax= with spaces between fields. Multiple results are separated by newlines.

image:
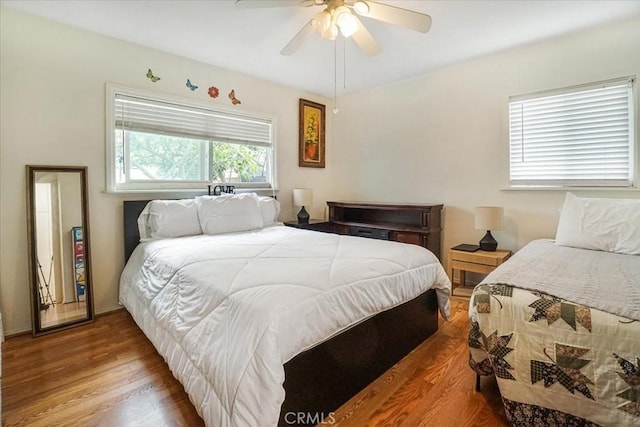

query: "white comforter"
xmin=119 ymin=225 xmax=451 ymax=426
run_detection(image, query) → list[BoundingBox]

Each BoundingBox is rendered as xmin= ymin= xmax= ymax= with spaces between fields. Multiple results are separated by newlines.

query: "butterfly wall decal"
xmin=228 ymin=89 xmax=241 ymax=105
xmin=186 ymin=79 xmax=198 ymax=91
xmin=146 ymin=69 xmax=160 ymax=82
xmin=208 ymin=86 xmax=220 ymax=98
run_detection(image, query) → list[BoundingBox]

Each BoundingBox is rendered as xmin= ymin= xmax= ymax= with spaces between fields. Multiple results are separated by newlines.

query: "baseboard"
xmin=96 ymin=304 xmax=124 ymax=315
xmin=4 ymin=327 xmax=32 ymax=339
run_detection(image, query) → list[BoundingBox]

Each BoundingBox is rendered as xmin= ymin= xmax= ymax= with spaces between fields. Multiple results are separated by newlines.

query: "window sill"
xmin=501 ymin=186 xmax=640 ymax=192
xmin=103 ymin=187 xmax=278 ymax=196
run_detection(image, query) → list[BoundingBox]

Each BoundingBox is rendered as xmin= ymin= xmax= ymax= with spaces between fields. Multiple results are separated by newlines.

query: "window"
xmin=107 ymin=85 xmax=275 ymax=192
xmin=509 ymin=77 xmax=635 ymax=187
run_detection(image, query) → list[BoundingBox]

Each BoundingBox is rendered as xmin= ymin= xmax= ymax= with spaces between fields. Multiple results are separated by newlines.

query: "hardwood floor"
xmin=331 ymin=298 xmax=508 ymax=427
xmin=2 ymin=299 xmax=507 ymax=427
xmin=2 ymin=309 xmax=204 ymax=427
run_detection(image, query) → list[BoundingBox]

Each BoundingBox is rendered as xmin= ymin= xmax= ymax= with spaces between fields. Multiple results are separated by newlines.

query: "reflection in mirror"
xmin=26 ymin=166 xmax=94 ymax=336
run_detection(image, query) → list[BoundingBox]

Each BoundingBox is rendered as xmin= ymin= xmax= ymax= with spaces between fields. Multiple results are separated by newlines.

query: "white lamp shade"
xmin=475 ymin=206 xmax=504 ymax=231
xmin=293 ymin=188 xmax=313 ymax=207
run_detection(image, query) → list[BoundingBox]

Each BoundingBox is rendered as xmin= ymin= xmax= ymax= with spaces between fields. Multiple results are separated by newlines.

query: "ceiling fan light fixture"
xmin=333 ymin=5 xmax=351 ymax=24
xmin=321 ymin=23 xmax=338 ymax=40
xmin=353 ymin=0 xmax=369 ymax=15
xmin=338 ymin=13 xmax=358 ymax=37
xmin=312 ymin=9 xmax=332 ymax=32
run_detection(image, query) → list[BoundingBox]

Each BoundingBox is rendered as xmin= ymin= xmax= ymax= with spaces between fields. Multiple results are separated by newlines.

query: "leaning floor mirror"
xmin=26 ymin=165 xmax=94 ymax=336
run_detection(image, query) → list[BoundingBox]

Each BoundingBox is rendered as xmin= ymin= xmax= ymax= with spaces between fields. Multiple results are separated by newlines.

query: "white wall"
xmin=0 ymin=8 xmax=334 ymax=334
xmin=333 ymin=18 xmax=640 ymax=268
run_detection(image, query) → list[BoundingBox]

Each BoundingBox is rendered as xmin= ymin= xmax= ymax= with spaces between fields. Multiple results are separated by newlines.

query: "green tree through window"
xmin=124 ymin=131 xmax=268 ymax=184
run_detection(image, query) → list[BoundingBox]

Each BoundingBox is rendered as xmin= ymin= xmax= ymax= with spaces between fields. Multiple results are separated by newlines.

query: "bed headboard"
xmin=123 ymin=200 xmax=150 ymax=262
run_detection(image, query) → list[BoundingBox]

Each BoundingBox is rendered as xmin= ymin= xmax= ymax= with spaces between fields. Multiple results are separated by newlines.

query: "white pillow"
xmin=145 ymin=199 xmax=203 ymax=239
xmin=258 ymin=196 xmax=281 ymax=226
xmin=137 ymin=202 xmax=152 ymax=240
xmin=197 ymin=193 xmax=264 ymax=235
xmin=555 ymin=192 xmax=640 ymax=255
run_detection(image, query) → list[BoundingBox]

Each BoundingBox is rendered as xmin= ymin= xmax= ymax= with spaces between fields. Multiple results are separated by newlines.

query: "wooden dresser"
xmin=326 ymin=201 xmax=443 ymax=260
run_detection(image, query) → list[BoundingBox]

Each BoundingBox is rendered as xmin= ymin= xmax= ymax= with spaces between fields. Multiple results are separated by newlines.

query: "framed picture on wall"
xmin=299 ymin=98 xmax=326 ymax=168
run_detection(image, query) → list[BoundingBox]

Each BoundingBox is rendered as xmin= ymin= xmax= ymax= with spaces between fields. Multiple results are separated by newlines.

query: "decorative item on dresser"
xmin=327 ymin=201 xmax=443 ymax=260
xmin=474 ymin=206 xmax=504 ymax=251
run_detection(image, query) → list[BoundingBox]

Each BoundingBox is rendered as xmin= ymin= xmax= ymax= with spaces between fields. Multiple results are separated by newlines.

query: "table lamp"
xmin=475 ymin=206 xmax=504 ymax=251
xmin=293 ymin=188 xmax=313 ymax=224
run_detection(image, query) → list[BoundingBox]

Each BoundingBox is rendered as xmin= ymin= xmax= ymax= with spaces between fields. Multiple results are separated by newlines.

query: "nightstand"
xmin=448 ymin=248 xmax=512 ymax=296
xmin=283 ymin=219 xmax=334 ymax=233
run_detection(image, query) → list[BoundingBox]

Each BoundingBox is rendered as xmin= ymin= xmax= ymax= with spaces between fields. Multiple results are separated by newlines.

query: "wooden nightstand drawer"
xmin=450 ymin=259 xmax=496 ymax=275
xmin=450 ymin=249 xmax=511 ymax=267
xmin=448 ymin=247 xmax=512 ymax=296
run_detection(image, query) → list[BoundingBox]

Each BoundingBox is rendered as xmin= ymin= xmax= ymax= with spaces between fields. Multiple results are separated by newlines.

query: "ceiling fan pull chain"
xmin=333 ymin=38 xmax=339 ymax=114
xmin=343 ymin=35 xmax=347 ymax=90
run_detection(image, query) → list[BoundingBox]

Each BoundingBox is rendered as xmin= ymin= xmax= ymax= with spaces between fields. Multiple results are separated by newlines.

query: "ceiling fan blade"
xmin=356 ymin=1 xmax=432 ymax=33
xmin=281 ymin=21 xmax=316 ymax=55
xmin=351 ymin=16 xmax=380 ymax=56
xmin=235 ymin=0 xmax=314 ymax=9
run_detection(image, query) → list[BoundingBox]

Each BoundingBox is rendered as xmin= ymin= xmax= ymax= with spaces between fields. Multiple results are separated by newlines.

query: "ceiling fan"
xmin=235 ymin=0 xmax=432 ymax=57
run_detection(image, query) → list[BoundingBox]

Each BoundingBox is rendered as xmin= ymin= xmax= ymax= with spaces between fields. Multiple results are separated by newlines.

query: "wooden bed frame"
xmin=123 ymin=200 xmax=440 ymax=426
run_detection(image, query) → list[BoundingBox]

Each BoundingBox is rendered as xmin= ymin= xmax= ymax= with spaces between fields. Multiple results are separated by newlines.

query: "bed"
xmin=469 ymin=194 xmax=640 ymax=426
xmin=120 ymin=196 xmax=451 ymax=426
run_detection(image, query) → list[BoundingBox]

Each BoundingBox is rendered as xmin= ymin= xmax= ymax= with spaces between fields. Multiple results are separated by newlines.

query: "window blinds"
xmin=509 ymin=78 xmax=634 ymax=187
xmin=114 ymin=94 xmax=272 ymax=147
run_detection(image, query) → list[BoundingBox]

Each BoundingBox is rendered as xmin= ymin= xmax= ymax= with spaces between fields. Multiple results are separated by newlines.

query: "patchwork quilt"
xmin=468 ymin=240 xmax=640 ymax=427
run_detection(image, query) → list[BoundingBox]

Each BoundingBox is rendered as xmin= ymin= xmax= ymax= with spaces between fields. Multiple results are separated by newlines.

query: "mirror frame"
xmin=26 ymin=165 xmax=95 ymax=336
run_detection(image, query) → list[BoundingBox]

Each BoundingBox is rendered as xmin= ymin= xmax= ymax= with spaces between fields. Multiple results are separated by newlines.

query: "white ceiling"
xmin=2 ymin=0 xmax=640 ymax=97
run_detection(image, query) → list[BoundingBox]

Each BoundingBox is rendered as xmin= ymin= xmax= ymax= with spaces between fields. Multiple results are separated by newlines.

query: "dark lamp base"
xmin=297 ymin=206 xmax=310 ymax=224
xmin=479 ymin=230 xmax=498 ymax=251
